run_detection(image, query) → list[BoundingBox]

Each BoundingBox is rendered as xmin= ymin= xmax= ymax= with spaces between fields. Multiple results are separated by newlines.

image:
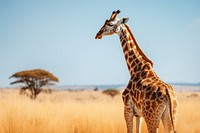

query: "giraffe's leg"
xmin=124 ymin=106 xmax=134 ymax=133
xmin=145 ymin=119 xmax=159 ymax=133
xmin=161 ymin=105 xmax=177 ymax=133
xmin=161 ymin=108 xmax=173 ymax=133
xmin=136 ymin=117 xmax=142 ymax=133
xmin=144 ymin=112 xmax=162 ymax=133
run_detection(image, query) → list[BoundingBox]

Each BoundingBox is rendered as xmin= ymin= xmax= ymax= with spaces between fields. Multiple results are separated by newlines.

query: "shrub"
xmin=102 ymin=89 xmax=120 ymax=98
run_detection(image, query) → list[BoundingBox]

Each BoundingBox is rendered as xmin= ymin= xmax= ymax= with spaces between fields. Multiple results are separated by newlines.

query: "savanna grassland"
xmin=0 ymin=87 xmax=200 ymax=133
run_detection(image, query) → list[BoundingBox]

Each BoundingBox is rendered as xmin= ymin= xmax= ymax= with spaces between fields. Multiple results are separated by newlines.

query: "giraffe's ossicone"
xmin=95 ymin=10 xmax=178 ymax=133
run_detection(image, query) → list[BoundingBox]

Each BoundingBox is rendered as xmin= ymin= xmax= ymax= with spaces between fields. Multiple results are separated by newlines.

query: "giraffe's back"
xmin=124 ymin=73 xmax=177 ymax=117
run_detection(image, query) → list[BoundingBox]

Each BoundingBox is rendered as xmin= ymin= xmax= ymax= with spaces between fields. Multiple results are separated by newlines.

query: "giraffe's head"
xmin=95 ymin=10 xmax=129 ymax=39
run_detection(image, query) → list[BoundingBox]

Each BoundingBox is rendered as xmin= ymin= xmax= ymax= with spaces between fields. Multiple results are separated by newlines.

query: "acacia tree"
xmin=10 ymin=69 xmax=59 ymax=99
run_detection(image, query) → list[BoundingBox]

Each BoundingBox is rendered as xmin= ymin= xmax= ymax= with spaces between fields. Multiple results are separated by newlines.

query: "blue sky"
xmin=0 ymin=1 xmax=200 ymax=87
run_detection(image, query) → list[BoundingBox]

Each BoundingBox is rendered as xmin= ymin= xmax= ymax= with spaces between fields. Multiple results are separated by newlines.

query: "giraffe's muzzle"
xmin=95 ymin=32 xmax=102 ymax=39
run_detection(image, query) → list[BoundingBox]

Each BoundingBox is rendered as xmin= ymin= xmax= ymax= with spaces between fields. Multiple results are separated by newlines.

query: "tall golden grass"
xmin=0 ymin=89 xmax=200 ymax=133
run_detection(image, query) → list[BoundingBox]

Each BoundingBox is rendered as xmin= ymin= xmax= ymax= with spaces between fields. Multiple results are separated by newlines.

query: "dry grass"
xmin=0 ymin=89 xmax=200 ymax=133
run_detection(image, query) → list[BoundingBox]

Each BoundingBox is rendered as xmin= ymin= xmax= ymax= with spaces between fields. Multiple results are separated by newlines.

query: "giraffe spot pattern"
xmin=96 ymin=20 xmax=178 ymax=132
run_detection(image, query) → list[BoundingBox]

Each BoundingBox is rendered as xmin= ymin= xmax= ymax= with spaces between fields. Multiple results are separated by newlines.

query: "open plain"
xmin=0 ymin=86 xmax=200 ymax=133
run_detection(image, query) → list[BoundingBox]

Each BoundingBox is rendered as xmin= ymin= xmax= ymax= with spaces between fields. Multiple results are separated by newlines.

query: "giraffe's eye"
xmin=108 ymin=23 xmax=114 ymax=27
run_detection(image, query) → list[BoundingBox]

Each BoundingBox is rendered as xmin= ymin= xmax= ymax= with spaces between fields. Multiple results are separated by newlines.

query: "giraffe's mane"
xmin=124 ymin=24 xmax=154 ymax=67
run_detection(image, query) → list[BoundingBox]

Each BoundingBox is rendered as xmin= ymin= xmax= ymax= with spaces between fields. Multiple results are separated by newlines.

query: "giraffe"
xmin=95 ymin=10 xmax=178 ymax=133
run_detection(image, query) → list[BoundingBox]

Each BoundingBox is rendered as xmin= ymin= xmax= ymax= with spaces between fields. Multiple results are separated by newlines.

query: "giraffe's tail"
xmin=166 ymin=89 xmax=176 ymax=133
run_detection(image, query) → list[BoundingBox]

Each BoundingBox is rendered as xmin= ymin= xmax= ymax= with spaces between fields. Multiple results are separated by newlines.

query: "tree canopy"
xmin=10 ymin=69 xmax=59 ymax=99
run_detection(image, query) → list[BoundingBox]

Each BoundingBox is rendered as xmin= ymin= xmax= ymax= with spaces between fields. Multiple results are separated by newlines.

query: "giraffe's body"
xmin=95 ymin=10 xmax=178 ymax=133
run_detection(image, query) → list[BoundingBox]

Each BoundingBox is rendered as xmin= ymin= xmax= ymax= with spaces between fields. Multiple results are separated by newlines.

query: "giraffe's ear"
xmin=122 ymin=18 xmax=129 ymax=24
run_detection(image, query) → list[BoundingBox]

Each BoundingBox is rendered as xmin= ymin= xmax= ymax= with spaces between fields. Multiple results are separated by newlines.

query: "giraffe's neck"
xmin=118 ymin=24 xmax=153 ymax=76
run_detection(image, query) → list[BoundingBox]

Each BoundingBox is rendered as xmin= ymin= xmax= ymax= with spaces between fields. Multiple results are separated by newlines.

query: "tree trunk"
xmin=30 ymin=87 xmax=36 ymax=100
